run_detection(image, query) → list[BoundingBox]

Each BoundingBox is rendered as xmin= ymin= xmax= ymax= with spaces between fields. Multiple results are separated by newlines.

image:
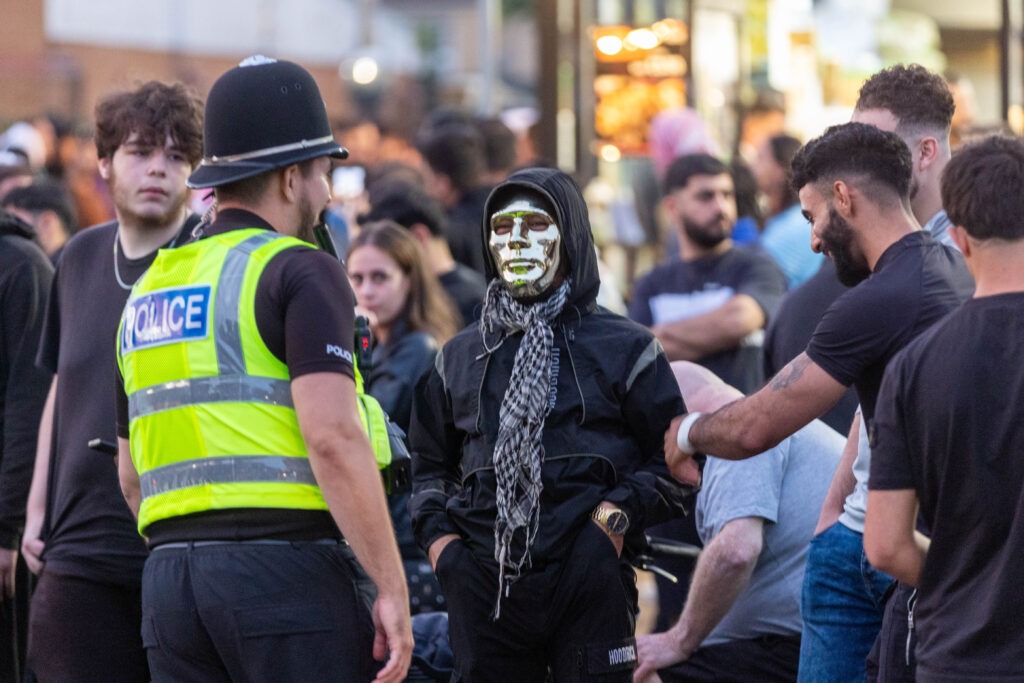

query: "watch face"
xmin=606 ymin=511 xmax=629 ymax=534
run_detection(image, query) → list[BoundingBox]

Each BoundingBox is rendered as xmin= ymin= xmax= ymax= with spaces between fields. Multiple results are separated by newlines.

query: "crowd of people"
xmin=0 ymin=53 xmax=1020 ymax=683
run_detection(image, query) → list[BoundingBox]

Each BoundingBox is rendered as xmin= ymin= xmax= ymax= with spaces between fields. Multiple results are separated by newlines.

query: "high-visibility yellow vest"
xmin=117 ymin=228 xmax=391 ymax=534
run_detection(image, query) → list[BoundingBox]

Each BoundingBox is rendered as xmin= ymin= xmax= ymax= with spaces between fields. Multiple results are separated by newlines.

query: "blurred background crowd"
xmin=0 ymin=0 xmax=1016 ymax=298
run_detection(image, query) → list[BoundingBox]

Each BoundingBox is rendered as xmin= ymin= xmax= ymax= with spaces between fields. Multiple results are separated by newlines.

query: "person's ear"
xmin=409 ymin=223 xmax=433 ymax=246
xmin=663 ymin=192 xmax=679 ymax=217
xmin=949 ymin=224 xmax=971 ymax=256
xmin=98 ymin=156 xmax=112 ymax=181
xmin=281 ymin=164 xmax=301 ymax=203
xmin=917 ymin=137 xmax=939 ymax=172
xmin=832 ymin=180 xmax=854 ymax=218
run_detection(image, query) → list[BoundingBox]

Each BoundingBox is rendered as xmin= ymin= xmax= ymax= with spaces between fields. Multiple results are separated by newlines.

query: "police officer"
xmin=114 ymin=56 xmax=412 ymax=683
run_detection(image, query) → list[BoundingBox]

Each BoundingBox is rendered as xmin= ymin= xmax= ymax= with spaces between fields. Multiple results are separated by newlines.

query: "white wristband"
xmin=676 ymin=412 xmax=704 ymax=454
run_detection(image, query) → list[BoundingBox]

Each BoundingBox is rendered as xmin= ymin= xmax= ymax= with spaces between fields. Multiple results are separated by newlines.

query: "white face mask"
xmin=488 ymin=195 xmax=563 ymax=299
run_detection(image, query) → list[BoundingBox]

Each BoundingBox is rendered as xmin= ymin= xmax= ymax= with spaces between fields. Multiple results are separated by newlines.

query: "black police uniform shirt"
xmin=870 ymin=292 xmax=1024 ymax=680
xmin=114 ymin=209 xmax=357 ymax=545
xmin=805 ymin=230 xmax=973 ymax=427
xmin=36 ymin=217 xmax=195 ymax=585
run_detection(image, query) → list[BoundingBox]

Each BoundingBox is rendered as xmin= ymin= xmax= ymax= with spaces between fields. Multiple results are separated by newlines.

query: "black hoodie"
xmin=0 ymin=210 xmax=54 ymax=548
xmin=409 ymin=168 xmax=689 ymax=566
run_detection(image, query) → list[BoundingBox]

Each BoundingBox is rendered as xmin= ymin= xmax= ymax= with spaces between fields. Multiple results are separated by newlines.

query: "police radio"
xmin=352 ymin=316 xmax=411 ymax=495
xmin=354 ymin=315 xmax=372 ymax=371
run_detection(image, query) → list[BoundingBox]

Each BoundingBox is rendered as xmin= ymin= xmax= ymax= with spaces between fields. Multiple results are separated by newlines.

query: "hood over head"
xmin=0 ymin=208 xmax=36 ymax=240
xmin=482 ymin=167 xmax=600 ymax=309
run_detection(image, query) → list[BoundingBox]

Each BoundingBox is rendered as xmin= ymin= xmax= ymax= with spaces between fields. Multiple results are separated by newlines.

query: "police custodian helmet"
xmin=188 ymin=55 xmax=348 ymax=189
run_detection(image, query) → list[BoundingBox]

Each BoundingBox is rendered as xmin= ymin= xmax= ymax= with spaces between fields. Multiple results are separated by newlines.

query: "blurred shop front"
xmin=536 ymin=0 xmax=773 ymax=292
xmin=536 ymin=0 xmax=1023 ymax=296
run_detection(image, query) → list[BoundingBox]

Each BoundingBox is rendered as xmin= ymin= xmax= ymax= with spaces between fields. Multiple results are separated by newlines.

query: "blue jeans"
xmin=797 ymin=522 xmax=894 ymax=683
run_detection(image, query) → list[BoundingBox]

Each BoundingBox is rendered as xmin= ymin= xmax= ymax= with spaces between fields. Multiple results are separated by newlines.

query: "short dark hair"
xmin=94 ymin=81 xmax=203 ymax=165
xmin=475 ymin=117 xmax=517 ymax=174
xmin=215 ymin=157 xmax=319 ymax=205
xmin=855 ymin=64 xmax=955 ymax=136
xmin=662 ymin=153 xmax=730 ymax=196
xmin=417 ymin=124 xmax=485 ymax=194
xmin=768 ymin=134 xmax=802 ymax=208
xmin=729 ymin=158 xmax=764 ymax=225
xmin=2 ymin=180 xmax=77 ymax=234
xmin=790 ymin=122 xmax=912 ymax=204
xmin=362 ymin=180 xmax=449 ymax=238
xmin=942 ymin=135 xmax=1024 ymax=241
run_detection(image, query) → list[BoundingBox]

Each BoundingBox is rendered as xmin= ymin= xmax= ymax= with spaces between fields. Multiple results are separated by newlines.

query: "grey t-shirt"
xmin=696 ymin=419 xmax=843 ymax=645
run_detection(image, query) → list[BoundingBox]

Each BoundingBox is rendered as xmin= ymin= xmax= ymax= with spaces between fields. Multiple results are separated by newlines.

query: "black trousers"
xmin=867 ymin=581 xmax=916 ymax=683
xmin=27 ymin=570 xmax=148 ymax=683
xmin=659 ymin=634 xmax=802 ymax=682
xmin=1 ymin=552 xmax=31 ymax=682
xmin=142 ymin=540 xmax=377 ymax=683
xmin=436 ymin=521 xmax=639 ymax=683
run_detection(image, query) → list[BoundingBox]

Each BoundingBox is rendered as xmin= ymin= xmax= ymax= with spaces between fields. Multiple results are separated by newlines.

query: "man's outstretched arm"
xmin=666 ymin=353 xmax=846 ymax=480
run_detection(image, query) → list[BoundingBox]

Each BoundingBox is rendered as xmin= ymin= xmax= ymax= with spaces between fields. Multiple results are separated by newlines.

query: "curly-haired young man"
xmin=22 ymin=81 xmax=203 ymax=682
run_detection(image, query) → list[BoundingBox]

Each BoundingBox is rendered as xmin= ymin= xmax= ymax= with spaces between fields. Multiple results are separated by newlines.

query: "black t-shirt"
xmin=627 ymin=246 xmax=787 ymax=393
xmin=114 ymin=209 xmax=358 ymax=545
xmin=870 ymin=293 xmax=1024 ymax=679
xmin=438 ymin=262 xmax=486 ymax=326
xmin=764 ymin=259 xmax=857 ymax=435
xmin=36 ymin=217 xmax=195 ymax=584
xmin=806 ymin=231 xmax=973 ymax=426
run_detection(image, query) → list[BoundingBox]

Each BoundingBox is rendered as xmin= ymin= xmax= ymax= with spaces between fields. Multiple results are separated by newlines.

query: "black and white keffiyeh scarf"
xmin=480 ymin=278 xmax=571 ymax=618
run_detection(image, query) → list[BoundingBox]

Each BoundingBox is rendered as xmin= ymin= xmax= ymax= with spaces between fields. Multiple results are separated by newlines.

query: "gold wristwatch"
xmin=592 ymin=506 xmax=630 ymax=535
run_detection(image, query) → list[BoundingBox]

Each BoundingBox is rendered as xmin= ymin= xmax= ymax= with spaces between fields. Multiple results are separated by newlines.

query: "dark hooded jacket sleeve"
xmin=409 ymin=168 xmax=691 ymax=563
xmin=0 ymin=212 xmax=54 ymax=548
xmin=599 ymin=335 xmax=689 ymax=528
xmin=408 ymin=352 xmax=464 ymax=551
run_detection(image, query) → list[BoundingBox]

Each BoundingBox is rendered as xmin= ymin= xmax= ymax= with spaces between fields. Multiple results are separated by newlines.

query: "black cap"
xmin=188 ymin=56 xmax=348 ymax=189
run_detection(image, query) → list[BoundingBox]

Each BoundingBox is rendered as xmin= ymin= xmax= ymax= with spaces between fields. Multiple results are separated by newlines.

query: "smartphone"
xmin=332 ymin=166 xmax=366 ymax=199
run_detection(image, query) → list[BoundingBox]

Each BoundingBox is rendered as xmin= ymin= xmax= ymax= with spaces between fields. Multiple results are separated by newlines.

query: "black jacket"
xmin=366 ymin=323 xmax=438 ymax=434
xmin=0 ymin=211 xmax=54 ymax=548
xmin=409 ymin=168 xmax=688 ymax=566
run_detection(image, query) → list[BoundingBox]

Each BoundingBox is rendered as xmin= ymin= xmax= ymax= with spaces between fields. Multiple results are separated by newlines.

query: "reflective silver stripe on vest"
xmin=140 ymin=455 xmax=317 ymax=500
xmin=128 ymin=374 xmax=293 ymax=421
xmin=215 ymin=231 xmax=282 ymax=375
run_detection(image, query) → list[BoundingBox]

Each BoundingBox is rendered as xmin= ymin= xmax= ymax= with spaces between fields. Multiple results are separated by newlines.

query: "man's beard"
xmin=822 ymin=207 xmax=871 ymax=287
xmin=682 ymin=214 xmax=730 ymax=250
xmin=295 ymin=196 xmax=319 ymax=244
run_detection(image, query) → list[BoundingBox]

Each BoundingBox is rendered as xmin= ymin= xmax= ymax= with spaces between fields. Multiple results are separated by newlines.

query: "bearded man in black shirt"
xmin=665 ymin=124 xmax=973 ymax=681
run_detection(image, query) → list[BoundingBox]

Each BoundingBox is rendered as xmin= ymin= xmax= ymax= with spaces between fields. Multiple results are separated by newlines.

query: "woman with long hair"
xmin=347 ymin=220 xmax=459 ymax=616
xmin=347 ymin=219 xmax=459 ymax=430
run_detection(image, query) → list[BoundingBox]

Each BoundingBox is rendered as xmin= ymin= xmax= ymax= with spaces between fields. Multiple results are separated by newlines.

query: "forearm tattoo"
xmin=769 ymin=354 xmax=810 ymax=391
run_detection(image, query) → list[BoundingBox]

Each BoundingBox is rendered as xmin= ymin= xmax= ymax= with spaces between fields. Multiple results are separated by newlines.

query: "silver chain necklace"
xmin=112 ymin=217 xmax=188 ymax=290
